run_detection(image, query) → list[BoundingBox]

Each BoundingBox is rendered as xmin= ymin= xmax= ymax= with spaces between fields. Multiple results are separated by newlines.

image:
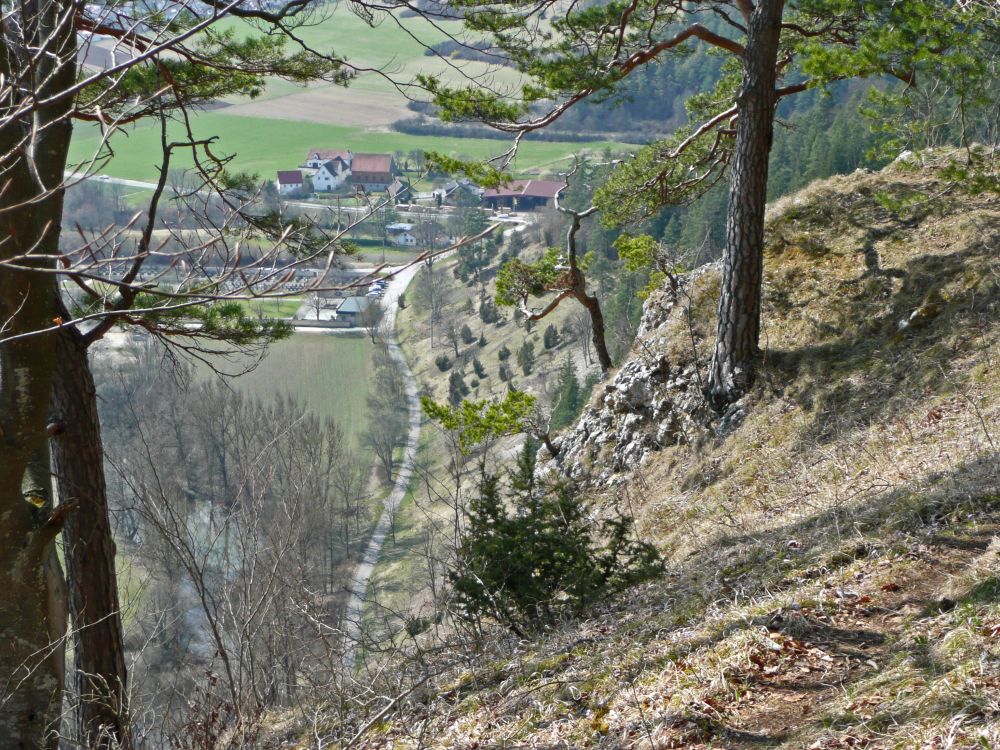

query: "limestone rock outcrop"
xmin=542 ymin=264 xmax=722 ymax=487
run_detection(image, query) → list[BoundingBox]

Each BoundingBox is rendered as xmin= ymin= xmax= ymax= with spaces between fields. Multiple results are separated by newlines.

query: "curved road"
xmin=342 ymin=262 xmax=423 ymax=667
xmin=339 ymin=225 xmax=529 ymax=666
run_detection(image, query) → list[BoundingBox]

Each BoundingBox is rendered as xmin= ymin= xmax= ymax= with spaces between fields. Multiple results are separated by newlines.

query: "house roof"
xmin=337 ymin=296 xmax=371 ymax=315
xmin=276 ymin=170 xmax=303 ymax=185
xmin=482 ymin=179 xmax=564 ymax=200
xmin=388 ymin=178 xmax=411 ymax=198
xmin=307 ymin=149 xmax=351 ymax=162
xmin=352 ymin=153 xmax=393 ymax=174
xmin=318 ymin=158 xmax=348 ymax=174
xmin=386 ymin=222 xmax=414 ymax=232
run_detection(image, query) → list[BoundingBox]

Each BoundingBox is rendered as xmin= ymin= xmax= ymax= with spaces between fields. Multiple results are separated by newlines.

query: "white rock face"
xmin=542 ymin=265 xmax=722 ymax=487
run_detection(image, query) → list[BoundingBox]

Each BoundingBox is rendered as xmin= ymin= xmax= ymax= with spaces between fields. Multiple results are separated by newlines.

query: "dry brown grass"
xmin=282 ymin=154 xmax=1000 ymax=750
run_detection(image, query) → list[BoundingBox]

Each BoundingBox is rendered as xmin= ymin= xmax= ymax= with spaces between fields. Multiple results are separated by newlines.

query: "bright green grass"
xmin=69 ymin=113 xmax=629 ymax=183
xmin=234 ymin=297 xmax=303 ymax=319
xmin=214 ymin=5 xmax=471 ymax=75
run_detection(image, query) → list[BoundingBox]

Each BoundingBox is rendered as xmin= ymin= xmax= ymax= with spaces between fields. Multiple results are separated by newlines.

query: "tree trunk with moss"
xmin=707 ymin=0 xmax=785 ymax=406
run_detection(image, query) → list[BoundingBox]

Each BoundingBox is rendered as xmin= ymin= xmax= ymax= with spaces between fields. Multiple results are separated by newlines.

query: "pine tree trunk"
xmin=50 ymin=328 xmax=132 ymax=749
xmin=707 ymin=0 xmax=785 ymax=406
xmin=0 ymin=328 xmax=66 ymax=750
xmin=578 ymin=292 xmax=613 ymax=374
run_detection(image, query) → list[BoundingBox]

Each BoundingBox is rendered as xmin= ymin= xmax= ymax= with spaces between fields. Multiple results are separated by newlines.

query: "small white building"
xmin=386 ymin=222 xmax=417 ymax=247
xmin=276 ymin=170 xmax=305 ymax=195
xmin=312 ymin=158 xmax=351 ymax=192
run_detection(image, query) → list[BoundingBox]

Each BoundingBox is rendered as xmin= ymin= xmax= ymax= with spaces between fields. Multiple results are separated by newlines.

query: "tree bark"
xmin=576 ymin=289 xmax=613 ymax=374
xmin=707 ymin=0 xmax=785 ymax=406
xmin=0 ymin=338 xmax=66 ymax=749
xmin=0 ymin=0 xmax=77 ymax=743
xmin=50 ymin=327 xmax=132 ymax=750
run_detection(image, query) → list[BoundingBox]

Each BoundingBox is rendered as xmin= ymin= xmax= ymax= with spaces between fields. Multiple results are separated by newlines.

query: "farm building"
xmin=276 ymin=170 xmax=305 ymax=195
xmin=336 ymin=296 xmax=371 ymax=325
xmin=351 ymin=153 xmax=396 ymax=192
xmin=305 ymin=149 xmax=352 ymax=170
xmin=313 ymin=158 xmax=350 ymax=191
xmin=431 ymin=178 xmax=483 ymax=204
xmin=388 ymin=178 xmax=412 ymax=203
xmin=386 ymin=222 xmax=417 ymax=247
xmin=481 ymin=179 xmax=563 ymax=210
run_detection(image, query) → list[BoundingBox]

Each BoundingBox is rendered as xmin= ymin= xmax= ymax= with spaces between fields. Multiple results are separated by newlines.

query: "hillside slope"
xmin=274 ymin=153 xmax=999 ymax=750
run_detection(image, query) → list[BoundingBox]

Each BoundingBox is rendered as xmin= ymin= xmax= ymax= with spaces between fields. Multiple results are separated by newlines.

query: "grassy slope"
xmin=215 ymin=7 xmax=523 ymax=102
xmin=350 ymin=153 xmax=1000 ymax=749
xmin=213 ymin=7 xmax=499 ymax=87
xmin=365 ymin=233 xmax=601 ymax=621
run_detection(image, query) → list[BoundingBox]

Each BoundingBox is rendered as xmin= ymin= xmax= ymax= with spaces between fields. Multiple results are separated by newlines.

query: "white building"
xmin=386 ymin=222 xmax=417 ymax=247
xmin=276 ymin=170 xmax=305 ymax=195
xmin=312 ymin=157 xmax=351 ymax=192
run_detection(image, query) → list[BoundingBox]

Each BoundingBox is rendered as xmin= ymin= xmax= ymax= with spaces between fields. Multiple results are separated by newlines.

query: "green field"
xmin=235 ymin=297 xmax=303 ymax=319
xmin=201 ymin=333 xmax=374 ymax=448
xmin=214 ymin=6 xmax=522 ymax=102
xmin=72 ymin=6 xmax=630 ymax=185
xmin=69 ymin=113 xmax=626 ymax=183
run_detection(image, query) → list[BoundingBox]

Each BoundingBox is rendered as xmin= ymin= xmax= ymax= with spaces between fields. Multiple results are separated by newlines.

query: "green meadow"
xmin=69 ymin=113 xmax=625 ymax=182
xmin=200 ymin=333 xmax=374 ymax=449
xmin=212 ymin=5 xmax=522 ymax=97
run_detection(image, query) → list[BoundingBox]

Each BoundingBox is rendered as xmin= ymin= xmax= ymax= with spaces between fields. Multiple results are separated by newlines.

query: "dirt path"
xmin=715 ymin=521 xmax=999 ymax=749
xmin=342 ymin=263 xmax=422 ymax=667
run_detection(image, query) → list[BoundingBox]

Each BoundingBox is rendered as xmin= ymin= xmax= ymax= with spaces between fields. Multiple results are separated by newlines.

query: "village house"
xmin=351 ymin=153 xmax=396 ymax=193
xmin=304 ymin=149 xmax=352 ymax=170
xmin=387 ymin=178 xmax=412 ymax=203
xmin=481 ymin=179 xmax=563 ymax=211
xmin=335 ymin=296 xmax=371 ymax=326
xmin=312 ymin=157 xmax=351 ymax=191
xmin=276 ymin=170 xmax=305 ymax=195
xmin=385 ymin=222 xmax=417 ymax=247
xmin=431 ymin=178 xmax=483 ymax=204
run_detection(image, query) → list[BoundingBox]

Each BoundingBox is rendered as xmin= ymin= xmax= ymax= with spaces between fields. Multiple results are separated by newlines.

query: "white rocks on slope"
xmin=543 ymin=265 xmax=722 ymax=487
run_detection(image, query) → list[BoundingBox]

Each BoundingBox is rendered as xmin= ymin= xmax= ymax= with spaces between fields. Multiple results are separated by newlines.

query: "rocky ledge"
xmin=542 ymin=263 xmax=743 ymax=487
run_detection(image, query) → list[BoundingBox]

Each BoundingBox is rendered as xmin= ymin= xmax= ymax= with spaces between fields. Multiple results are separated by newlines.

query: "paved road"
xmin=341 ymin=261 xmax=423 ymax=667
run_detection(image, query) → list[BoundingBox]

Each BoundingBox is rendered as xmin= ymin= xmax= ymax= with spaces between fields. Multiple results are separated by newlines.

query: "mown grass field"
xmin=213 ymin=6 xmax=521 ymax=104
xmin=204 ymin=333 xmax=374 ymax=449
xmin=234 ymin=297 xmax=303 ymax=319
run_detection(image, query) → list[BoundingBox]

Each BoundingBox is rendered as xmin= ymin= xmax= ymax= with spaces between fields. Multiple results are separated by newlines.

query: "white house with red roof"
xmin=276 ymin=170 xmax=305 ymax=195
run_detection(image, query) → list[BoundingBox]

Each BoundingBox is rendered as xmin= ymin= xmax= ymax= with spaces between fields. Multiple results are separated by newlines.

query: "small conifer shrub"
xmin=450 ymin=442 xmax=662 ymax=634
